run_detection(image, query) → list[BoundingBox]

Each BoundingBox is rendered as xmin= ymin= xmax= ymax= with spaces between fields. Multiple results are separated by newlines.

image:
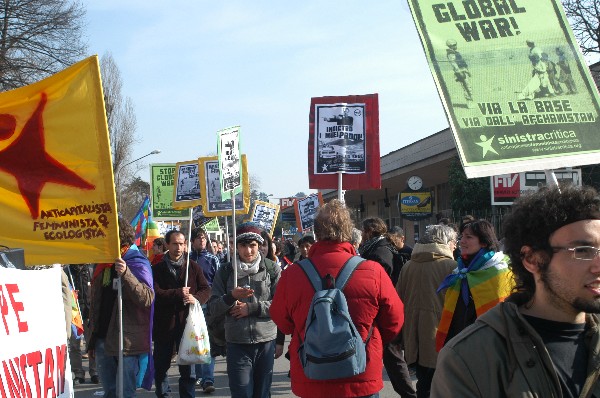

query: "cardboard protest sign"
xmin=0 ymin=266 xmax=73 ymax=397
xmin=408 ymin=0 xmax=600 ymax=177
xmin=294 ymin=193 xmax=324 ymax=232
xmin=150 ymin=164 xmax=189 ymax=220
xmin=172 ymin=160 xmax=202 ymax=209
xmin=0 ymin=56 xmax=119 ymax=265
xmin=217 ymin=126 xmax=242 ymax=200
xmin=249 ymin=201 xmax=280 ymax=237
xmin=308 ymin=94 xmax=380 ymax=190
xmin=198 ymin=156 xmax=250 ymax=217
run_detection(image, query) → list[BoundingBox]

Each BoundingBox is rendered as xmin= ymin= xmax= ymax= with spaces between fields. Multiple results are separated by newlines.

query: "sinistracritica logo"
xmin=476 ymin=135 xmax=499 ymax=158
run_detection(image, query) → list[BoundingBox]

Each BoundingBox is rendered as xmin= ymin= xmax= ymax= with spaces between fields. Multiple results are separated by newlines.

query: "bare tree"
xmin=100 ymin=52 xmax=138 ymax=211
xmin=562 ymin=0 xmax=600 ymax=56
xmin=0 ymin=0 xmax=87 ymax=90
xmin=122 ymin=177 xmax=150 ymax=220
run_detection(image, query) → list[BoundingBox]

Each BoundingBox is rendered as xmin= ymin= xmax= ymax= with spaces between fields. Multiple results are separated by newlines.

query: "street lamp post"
xmin=116 ymin=149 xmax=161 ymax=210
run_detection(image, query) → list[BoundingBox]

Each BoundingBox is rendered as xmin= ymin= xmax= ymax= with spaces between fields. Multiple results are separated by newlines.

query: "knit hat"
xmin=236 ymin=222 xmax=264 ymax=244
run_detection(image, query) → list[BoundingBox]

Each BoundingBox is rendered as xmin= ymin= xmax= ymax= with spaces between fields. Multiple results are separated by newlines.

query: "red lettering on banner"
xmin=3 ymin=357 xmax=24 ymax=398
xmin=0 ymin=286 xmax=8 ymax=335
xmin=5 ymin=284 xmax=28 ymax=333
xmin=0 ymin=371 xmax=6 ymax=398
xmin=0 ymin=348 xmax=64 ymax=398
xmin=19 ymin=353 xmax=32 ymax=398
xmin=43 ymin=348 xmax=55 ymax=398
xmin=26 ymin=351 xmax=42 ymax=398
xmin=54 ymin=345 xmax=66 ymax=395
xmin=0 ymin=284 xmax=29 ymax=335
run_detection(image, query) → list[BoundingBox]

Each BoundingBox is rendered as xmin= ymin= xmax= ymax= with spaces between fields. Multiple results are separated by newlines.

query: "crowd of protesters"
xmin=55 ymin=184 xmax=600 ymax=397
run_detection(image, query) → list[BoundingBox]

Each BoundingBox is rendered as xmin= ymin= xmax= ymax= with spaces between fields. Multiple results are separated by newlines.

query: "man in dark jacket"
xmin=432 ymin=186 xmax=600 ymax=397
xmin=152 ymin=230 xmax=211 ymax=398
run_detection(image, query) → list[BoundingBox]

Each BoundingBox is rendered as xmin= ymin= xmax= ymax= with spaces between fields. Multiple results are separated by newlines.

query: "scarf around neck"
xmin=164 ymin=253 xmax=185 ymax=277
xmin=360 ymin=235 xmax=385 ymax=256
xmin=236 ymin=253 xmax=261 ymax=279
xmin=435 ymin=248 xmax=513 ymax=351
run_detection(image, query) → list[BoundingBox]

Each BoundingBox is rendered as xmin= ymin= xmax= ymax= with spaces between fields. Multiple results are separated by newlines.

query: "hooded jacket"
xmin=431 ymin=300 xmax=600 ymax=398
xmin=271 ymin=240 xmax=404 ymax=398
xmin=397 ymin=242 xmax=457 ymax=368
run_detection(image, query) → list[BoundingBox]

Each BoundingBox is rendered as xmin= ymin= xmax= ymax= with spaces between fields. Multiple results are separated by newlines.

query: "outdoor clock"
xmin=407 ymin=175 xmax=423 ymax=191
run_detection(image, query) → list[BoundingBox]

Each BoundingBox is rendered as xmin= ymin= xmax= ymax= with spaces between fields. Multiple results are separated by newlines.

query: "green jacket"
xmin=432 ymin=300 xmax=600 ymax=398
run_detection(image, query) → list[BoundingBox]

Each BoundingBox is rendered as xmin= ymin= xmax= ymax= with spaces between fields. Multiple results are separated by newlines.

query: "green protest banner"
xmin=408 ymin=0 xmax=600 ymax=177
xmin=204 ymin=218 xmax=220 ymax=232
xmin=150 ymin=163 xmax=189 ymax=220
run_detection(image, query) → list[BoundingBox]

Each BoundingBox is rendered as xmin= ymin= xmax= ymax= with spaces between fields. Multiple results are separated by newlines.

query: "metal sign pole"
xmin=545 ymin=169 xmax=561 ymax=192
xmin=225 ymin=217 xmax=231 ymax=263
xmin=117 ymin=276 xmax=123 ymax=398
xmin=231 ymin=194 xmax=237 ymax=287
xmin=337 ymin=171 xmax=346 ymax=203
xmin=185 ymin=208 xmax=193 ymax=287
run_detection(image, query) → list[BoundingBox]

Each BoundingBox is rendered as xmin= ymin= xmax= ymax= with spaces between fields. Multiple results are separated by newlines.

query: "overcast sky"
xmin=82 ymin=1 xmax=463 ymax=198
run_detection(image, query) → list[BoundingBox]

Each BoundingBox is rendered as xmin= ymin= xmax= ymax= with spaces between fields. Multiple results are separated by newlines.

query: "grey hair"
xmin=419 ymin=224 xmax=457 ymax=245
xmin=350 ymin=227 xmax=362 ymax=246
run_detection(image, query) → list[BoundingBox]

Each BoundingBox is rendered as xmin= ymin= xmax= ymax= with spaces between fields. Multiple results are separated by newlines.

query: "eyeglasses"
xmin=552 ymin=246 xmax=600 ymax=260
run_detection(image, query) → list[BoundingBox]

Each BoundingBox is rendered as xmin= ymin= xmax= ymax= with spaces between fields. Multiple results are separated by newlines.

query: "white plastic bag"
xmin=176 ymin=300 xmax=211 ymax=365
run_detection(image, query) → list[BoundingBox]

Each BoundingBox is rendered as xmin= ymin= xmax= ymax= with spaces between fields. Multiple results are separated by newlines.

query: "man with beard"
xmin=432 ymin=186 xmax=600 ymax=397
xmin=152 ymin=230 xmax=211 ymax=398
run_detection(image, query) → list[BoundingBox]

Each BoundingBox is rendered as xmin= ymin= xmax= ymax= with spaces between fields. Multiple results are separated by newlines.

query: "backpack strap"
xmin=335 ymin=256 xmax=365 ymax=290
xmin=298 ymin=256 xmax=365 ymax=292
xmin=297 ymin=258 xmax=323 ymax=292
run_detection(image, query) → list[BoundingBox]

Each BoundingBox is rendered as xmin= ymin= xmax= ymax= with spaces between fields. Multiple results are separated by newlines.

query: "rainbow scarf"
xmin=69 ymin=284 xmax=84 ymax=338
xmin=435 ymin=249 xmax=514 ymax=351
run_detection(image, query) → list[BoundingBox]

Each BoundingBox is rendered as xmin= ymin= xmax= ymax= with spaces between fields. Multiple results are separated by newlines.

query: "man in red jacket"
xmin=271 ymin=199 xmax=404 ymax=398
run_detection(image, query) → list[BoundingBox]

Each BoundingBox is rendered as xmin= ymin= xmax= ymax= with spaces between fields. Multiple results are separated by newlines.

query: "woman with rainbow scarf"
xmin=436 ymin=219 xmax=514 ymax=351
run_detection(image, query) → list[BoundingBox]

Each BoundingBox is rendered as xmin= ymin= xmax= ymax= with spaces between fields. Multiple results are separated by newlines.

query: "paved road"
xmin=73 ymin=347 xmax=406 ymax=397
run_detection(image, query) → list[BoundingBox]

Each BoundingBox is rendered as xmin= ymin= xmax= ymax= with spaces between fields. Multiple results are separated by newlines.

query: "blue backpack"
xmin=297 ymin=256 xmax=371 ymax=380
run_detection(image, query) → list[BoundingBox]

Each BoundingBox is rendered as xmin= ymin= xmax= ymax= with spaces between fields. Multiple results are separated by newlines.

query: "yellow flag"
xmin=0 ymin=56 xmax=119 ymax=265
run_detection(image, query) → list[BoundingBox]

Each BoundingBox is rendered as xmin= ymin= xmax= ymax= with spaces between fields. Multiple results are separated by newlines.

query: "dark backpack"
xmin=297 ymin=256 xmax=371 ymax=380
xmin=205 ymin=259 xmax=278 ymax=356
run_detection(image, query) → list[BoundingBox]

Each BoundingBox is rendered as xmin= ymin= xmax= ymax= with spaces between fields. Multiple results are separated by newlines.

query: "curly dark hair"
xmin=502 ymin=185 xmax=600 ymax=303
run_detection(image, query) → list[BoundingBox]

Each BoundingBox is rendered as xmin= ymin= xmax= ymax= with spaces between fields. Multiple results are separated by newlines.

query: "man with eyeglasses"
xmin=432 ymin=185 xmax=600 ymax=398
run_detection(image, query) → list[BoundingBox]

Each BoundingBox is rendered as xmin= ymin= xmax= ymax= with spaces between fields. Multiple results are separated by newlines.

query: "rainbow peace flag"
xmin=145 ymin=217 xmax=161 ymax=261
xmin=436 ymin=254 xmax=514 ymax=351
xmin=70 ymin=285 xmax=84 ymax=338
xmin=131 ymin=195 xmax=150 ymax=246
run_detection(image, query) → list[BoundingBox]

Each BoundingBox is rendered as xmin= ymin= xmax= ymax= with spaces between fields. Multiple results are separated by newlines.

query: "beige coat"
xmin=396 ymin=243 xmax=456 ymax=368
